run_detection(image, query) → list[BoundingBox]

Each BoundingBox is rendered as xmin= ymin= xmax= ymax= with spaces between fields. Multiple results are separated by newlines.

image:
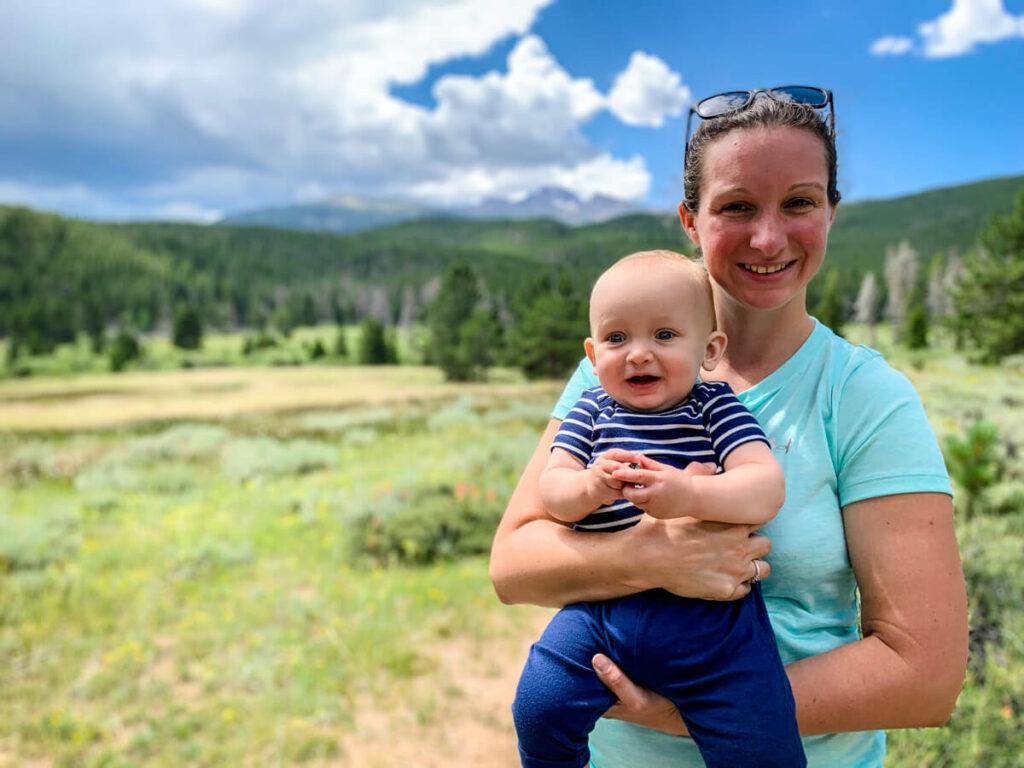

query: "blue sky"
xmin=1 ymin=0 xmax=1022 ymax=222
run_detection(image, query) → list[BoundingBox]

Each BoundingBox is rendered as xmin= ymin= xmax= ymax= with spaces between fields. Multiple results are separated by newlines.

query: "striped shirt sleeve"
xmin=698 ymin=382 xmax=769 ymax=465
xmin=551 ymin=388 xmax=601 ymax=466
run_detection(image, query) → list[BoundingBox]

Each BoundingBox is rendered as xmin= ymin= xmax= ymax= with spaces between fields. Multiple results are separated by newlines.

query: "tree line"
xmin=2 ymin=186 xmax=1022 ymax=378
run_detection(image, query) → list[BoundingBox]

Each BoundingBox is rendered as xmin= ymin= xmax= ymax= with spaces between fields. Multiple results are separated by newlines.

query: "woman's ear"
xmin=701 ymin=331 xmax=727 ymax=371
xmin=678 ymin=202 xmax=700 ymax=247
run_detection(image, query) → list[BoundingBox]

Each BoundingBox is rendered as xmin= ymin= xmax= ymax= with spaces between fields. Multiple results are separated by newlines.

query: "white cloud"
xmin=919 ymin=0 xmax=1024 ymax=57
xmin=152 ymin=201 xmax=223 ymax=223
xmin=872 ymin=0 xmax=1024 ymax=59
xmin=607 ymin=52 xmax=690 ymax=127
xmin=405 ymin=153 xmax=650 ymax=207
xmin=0 ymin=0 xmax=691 ymax=215
xmin=869 ymin=35 xmax=915 ymax=56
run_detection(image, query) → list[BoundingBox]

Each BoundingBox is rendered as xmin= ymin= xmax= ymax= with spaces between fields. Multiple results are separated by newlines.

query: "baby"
xmin=512 ymin=250 xmax=805 ymax=768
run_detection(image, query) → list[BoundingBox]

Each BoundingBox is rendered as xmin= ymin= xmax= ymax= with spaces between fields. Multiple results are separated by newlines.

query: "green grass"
xmin=0 ymin=390 xmax=552 ymax=766
xmin=0 ymin=346 xmax=1022 ymax=766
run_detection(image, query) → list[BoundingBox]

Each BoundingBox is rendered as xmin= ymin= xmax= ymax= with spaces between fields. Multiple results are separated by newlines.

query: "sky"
xmin=1 ymin=0 xmax=1023 ymax=223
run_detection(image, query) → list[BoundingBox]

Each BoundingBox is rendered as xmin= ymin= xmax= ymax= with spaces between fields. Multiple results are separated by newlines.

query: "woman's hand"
xmin=592 ymin=654 xmax=689 ymax=736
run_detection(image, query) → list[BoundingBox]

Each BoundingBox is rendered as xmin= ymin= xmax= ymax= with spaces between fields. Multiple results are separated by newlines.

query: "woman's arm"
xmin=787 ymin=491 xmax=967 ymax=732
xmin=489 ymin=419 xmax=773 ymax=607
xmin=593 ymin=491 xmax=968 ymax=734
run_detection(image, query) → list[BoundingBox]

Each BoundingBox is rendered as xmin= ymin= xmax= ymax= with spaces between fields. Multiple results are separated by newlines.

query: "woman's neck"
xmin=701 ymin=293 xmax=815 ymax=393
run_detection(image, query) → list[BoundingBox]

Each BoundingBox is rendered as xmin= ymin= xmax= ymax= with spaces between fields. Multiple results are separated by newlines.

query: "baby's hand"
xmin=614 ymin=457 xmax=717 ymax=519
xmin=588 ymin=455 xmax=628 ymax=506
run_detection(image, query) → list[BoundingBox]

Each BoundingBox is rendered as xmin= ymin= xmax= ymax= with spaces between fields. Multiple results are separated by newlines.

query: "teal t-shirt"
xmin=550 ymin=320 xmax=953 ymax=768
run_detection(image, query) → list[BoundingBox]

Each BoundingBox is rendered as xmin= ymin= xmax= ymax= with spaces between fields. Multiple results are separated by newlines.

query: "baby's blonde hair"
xmin=595 ymin=250 xmax=717 ymax=331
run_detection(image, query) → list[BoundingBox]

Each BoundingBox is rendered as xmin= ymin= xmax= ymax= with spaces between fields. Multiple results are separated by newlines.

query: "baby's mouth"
xmin=628 ymin=375 xmax=660 ymax=385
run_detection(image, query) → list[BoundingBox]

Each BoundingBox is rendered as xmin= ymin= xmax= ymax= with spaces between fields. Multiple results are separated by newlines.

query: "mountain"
xmin=220 ymin=187 xmax=652 ymax=234
xmin=221 ymin=195 xmax=432 ymax=235
xmin=453 ymin=187 xmax=651 ymax=225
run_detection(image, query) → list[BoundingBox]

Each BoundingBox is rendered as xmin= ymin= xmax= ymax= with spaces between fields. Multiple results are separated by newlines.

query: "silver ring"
xmin=749 ymin=559 xmax=762 ymax=584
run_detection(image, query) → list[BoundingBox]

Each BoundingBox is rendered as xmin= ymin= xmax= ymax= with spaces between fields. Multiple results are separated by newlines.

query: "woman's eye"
xmin=786 ymin=198 xmax=814 ymax=210
xmin=720 ymin=201 xmax=751 ymax=214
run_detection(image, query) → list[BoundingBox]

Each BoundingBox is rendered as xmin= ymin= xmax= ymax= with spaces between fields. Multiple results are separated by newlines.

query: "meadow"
xmin=1 ymin=335 xmax=1022 ymax=767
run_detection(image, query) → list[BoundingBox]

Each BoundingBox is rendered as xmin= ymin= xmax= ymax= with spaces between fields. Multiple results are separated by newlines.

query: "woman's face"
xmin=680 ymin=125 xmax=836 ymax=313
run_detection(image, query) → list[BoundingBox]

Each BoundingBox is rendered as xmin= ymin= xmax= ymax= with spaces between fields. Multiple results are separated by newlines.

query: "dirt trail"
xmin=337 ymin=607 xmax=554 ymax=768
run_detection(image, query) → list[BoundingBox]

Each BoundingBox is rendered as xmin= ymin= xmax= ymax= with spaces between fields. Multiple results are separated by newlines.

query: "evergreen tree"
xmin=82 ymin=300 xmax=106 ymax=353
xmin=456 ymin=307 xmax=501 ymax=382
xmin=905 ymin=297 xmax=929 ymax=350
xmin=949 ymin=190 xmax=1024 ymax=361
xmin=109 ymin=331 xmax=142 ymax=372
xmin=333 ymin=326 xmax=349 ymax=358
xmin=514 ymin=287 xmax=589 ymax=380
xmin=428 ymin=262 xmax=482 ymax=381
xmin=813 ymin=268 xmax=845 ymax=337
xmin=172 ymin=303 xmax=203 ymax=350
xmin=358 ymin=317 xmax=397 ymax=364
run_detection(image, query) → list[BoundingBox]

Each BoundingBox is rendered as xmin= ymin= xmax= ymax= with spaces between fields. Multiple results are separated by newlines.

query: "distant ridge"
xmin=220 ymin=186 xmax=652 ymax=234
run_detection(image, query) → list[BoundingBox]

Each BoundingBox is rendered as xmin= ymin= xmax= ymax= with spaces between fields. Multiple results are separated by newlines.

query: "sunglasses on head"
xmin=684 ymin=85 xmax=834 ymax=167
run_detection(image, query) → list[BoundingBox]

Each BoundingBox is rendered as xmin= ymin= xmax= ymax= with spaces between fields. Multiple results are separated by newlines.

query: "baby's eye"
xmin=655 ymin=330 xmax=677 ymax=341
xmin=607 ymin=332 xmax=626 ymax=344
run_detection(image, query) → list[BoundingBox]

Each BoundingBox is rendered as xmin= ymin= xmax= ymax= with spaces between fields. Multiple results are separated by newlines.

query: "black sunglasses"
xmin=684 ymin=86 xmax=834 ymax=168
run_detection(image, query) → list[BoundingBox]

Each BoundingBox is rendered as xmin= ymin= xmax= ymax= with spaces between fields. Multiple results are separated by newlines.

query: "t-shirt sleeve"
xmin=700 ymin=382 xmax=770 ymax=465
xmin=551 ymin=389 xmax=600 ymax=465
xmin=835 ymin=354 xmax=953 ymax=507
xmin=551 ymin=357 xmax=600 ymax=420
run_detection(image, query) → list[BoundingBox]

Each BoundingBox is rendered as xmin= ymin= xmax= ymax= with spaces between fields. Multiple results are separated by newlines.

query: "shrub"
xmin=221 ymin=437 xmax=337 ymax=481
xmin=944 ymin=420 xmax=1001 ymax=518
xmin=108 ymin=331 xmax=141 ymax=372
xmin=0 ymin=504 xmax=81 ymax=572
xmin=346 ymin=484 xmax=504 ymax=566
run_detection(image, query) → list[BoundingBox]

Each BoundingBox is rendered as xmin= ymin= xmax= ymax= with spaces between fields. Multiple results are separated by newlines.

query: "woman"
xmin=489 ymin=87 xmax=968 ymax=767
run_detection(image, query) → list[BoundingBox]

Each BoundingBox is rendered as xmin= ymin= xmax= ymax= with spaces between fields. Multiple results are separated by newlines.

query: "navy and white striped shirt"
xmin=552 ymin=382 xmax=769 ymax=532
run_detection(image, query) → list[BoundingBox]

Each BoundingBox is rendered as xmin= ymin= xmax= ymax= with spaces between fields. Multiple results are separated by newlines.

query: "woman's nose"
xmin=749 ymin=210 xmax=787 ymax=255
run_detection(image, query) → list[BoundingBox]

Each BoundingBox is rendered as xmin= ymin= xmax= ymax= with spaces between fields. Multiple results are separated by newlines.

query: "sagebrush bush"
xmin=0 ymin=504 xmax=81 ymax=572
xmin=346 ymin=484 xmax=503 ymax=566
xmin=220 ymin=437 xmax=337 ymax=481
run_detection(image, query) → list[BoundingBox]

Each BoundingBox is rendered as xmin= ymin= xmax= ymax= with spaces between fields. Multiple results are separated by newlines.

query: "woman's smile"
xmin=738 ymin=260 xmax=797 ymax=276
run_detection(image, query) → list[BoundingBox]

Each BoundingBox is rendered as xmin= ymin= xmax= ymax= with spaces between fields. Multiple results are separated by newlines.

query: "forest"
xmin=1 ymin=173 xmax=1022 ymax=380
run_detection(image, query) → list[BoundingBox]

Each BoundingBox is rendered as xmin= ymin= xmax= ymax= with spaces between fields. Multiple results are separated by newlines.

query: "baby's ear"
xmin=584 ymin=338 xmax=597 ymax=372
xmin=702 ymin=331 xmax=727 ymax=371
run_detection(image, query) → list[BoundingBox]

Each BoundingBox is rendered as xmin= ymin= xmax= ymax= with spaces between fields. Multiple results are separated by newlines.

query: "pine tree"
xmin=172 ymin=303 xmax=203 ymax=350
xmin=428 ymin=262 xmax=482 ymax=381
xmin=949 ymin=190 xmax=1024 ymax=361
xmin=358 ymin=317 xmax=397 ymax=365
xmin=813 ymin=268 xmax=845 ymax=337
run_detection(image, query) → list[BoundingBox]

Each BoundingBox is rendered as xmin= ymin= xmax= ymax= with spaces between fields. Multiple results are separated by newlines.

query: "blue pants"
xmin=512 ymin=586 xmax=805 ymax=768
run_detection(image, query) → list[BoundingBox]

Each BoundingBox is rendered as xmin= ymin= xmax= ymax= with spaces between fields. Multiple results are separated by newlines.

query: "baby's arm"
xmin=616 ymin=442 xmax=784 ymax=526
xmin=539 ymin=448 xmax=627 ymax=523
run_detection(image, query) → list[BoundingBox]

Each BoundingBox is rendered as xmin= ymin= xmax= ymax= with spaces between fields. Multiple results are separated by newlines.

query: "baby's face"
xmin=586 ymin=264 xmax=715 ymax=413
